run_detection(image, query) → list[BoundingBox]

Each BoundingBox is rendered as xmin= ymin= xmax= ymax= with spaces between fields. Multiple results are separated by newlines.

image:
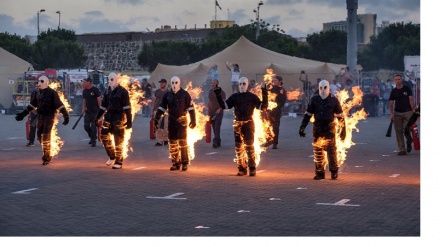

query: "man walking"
xmin=82 ymin=77 xmax=101 ymax=147
xmin=389 ymin=74 xmax=415 ymax=155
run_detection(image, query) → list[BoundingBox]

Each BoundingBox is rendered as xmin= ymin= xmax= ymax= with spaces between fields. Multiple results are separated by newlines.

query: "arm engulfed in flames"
xmin=334 ymin=86 xmax=367 ymax=166
xmin=49 ymin=81 xmax=73 ymax=157
xmin=117 ymin=75 xmax=145 ymax=159
xmin=185 ymin=82 xmax=209 ymax=161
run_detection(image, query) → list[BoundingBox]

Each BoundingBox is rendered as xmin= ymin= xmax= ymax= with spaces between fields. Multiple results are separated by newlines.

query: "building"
xmin=323 ymin=13 xmax=377 ymax=44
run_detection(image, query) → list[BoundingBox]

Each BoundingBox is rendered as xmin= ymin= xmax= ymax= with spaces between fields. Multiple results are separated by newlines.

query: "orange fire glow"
xmin=334 ymin=86 xmax=367 ymax=166
xmin=48 ymin=81 xmax=72 ymax=157
xmin=185 ymin=82 xmax=209 ymax=161
xmin=113 ymin=74 xmax=145 ymax=159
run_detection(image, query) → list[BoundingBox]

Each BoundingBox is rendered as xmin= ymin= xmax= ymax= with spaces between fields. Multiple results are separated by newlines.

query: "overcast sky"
xmin=0 ymin=0 xmax=420 ymax=38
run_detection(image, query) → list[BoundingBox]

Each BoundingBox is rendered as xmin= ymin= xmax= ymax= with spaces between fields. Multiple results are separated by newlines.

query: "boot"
xmin=331 ymin=170 xmax=338 ymax=180
xmin=170 ymin=163 xmax=181 ymax=171
xmin=249 ymin=167 xmax=256 ymax=176
xmin=181 ymin=163 xmax=188 ymax=171
xmin=314 ymin=172 xmax=325 ymax=180
xmin=237 ymin=165 xmax=247 ymax=176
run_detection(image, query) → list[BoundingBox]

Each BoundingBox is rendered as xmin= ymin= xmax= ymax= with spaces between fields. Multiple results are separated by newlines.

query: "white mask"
xmin=238 ymin=77 xmax=249 ymax=93
xmin=171 ymin=76 xmax=181 ymax=93
xmin=108 ymin=72 xmax=118 ymax=88
xmin=38 ymin=76 xmax=49 ymax=89
xmin=319 ymin=80 xmax=330 ymax=99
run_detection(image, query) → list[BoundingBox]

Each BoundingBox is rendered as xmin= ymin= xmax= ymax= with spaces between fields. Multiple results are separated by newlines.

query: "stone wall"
xmin=77 ymin=28 xmax=223 ymax=72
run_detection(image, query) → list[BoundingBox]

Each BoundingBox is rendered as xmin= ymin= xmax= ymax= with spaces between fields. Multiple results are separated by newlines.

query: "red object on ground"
xmin=149 ymin=119 xmax=156 ymax=140
xmin=205 ymin=120 xmax=211 ymax=143
xmin=26 ymin=119 xmax=30 ymax=140
xmin=411 ymin=123 xmax=420 ymax=150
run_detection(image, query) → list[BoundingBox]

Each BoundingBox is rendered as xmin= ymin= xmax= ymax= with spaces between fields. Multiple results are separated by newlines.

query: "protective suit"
xmin=154 ymin=76 xmax=196 ymax=171
xmin=15 ymin=76 xmax=70 ymax=165
xmin=299 ymin=80 xmax=346 ymax=180
xmin=215 ymin=77 xmax=268 ymax=176
xmin=95 ymin=72 xmax=132 ymax=169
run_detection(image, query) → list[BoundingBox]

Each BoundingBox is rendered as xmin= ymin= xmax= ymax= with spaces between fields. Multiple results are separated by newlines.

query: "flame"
xmin=286 ymin=88 xmax=302 ymax=101
xmin=112 ymin=74 xmax=145 ymax=159
xmin=334 ymin=86 xmax=367 ymax=166
xmin=185 ymin=82 xmax=209 ymax=160
xmin=48 ymin=81 xmax=72 ymax=157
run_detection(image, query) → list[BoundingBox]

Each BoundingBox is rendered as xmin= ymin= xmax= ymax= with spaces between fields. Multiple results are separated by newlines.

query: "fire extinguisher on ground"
xmin=149 ymin=119 xmax=156 ymax=139
xmin=25 ymin=119 xmax=30 ymax=140
xmin=205 ymin=120 xmax=211 ymax=143
xmin=411 ymin=123 xmax=420 ymax=150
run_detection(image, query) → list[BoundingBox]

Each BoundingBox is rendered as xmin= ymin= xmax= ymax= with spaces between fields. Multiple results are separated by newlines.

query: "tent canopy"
xmin=150 ymin=35 xmax=345 ymax=96
xmin=0 ymin=47 xmax=34 ymax=109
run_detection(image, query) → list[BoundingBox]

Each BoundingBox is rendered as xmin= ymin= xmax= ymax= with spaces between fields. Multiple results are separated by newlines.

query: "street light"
xmin=255 ymin=1 xmax=263 ymax=41
xmin=37 ymin=9 xmax=45 ymax=36
xmin=56 ymin=10 xmax=61 ymax=29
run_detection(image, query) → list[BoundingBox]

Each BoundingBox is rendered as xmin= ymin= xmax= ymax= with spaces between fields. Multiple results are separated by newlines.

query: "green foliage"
xmin=358 ymin=22 xmax=420 ymax=70
xmin=303 ymin=29 xmax=347 ymax=64
xmin=0 ymin=32 xmax=33 ymax=61
xmin=0 ymin=28 xmax=85 ymax=70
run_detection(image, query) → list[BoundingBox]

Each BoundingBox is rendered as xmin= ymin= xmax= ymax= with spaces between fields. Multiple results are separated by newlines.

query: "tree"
xmin=302 ymin=29 xmax=347 ymax=64
xmin=0 ymin=32 xmax=33 ymax=62
xmin=31 ymin=28 xmax=86 ymax=70
xmin=358 ymin=22 xmax=420 ymax=70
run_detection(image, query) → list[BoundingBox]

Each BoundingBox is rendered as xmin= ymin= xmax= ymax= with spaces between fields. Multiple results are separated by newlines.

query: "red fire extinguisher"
xmin=205 ymin=120 xmax=211 ymax=143
xmin=25 ymin=119 xmax=30 ymax=140
xmin=411 ymin=123 xmax=420 ymax=150
xmin=149 ymin=119 xmax=156 ymax=140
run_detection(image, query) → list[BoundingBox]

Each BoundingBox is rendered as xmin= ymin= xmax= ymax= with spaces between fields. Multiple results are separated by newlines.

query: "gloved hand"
xmin=189 ymin=121 xmax=196 ymax=129
xmin=15 ymin=109 xmax=29 ymax=121
xmin=15 ymin=112 xmax=26 ymax=121
xmin=299 ymin=126 xmax=306 ymax=137
xmin=124 ymin=121 xmax=132 ymax=129
xmin=340 ymin=126 xmax=346 ymax=141
xmin=95 ymin=118 xmax=100 ymax=127
xmin=214 ymin=87 xmax=222 ymax=97
xmin=62 ymin=116 xmax=69 ymax=125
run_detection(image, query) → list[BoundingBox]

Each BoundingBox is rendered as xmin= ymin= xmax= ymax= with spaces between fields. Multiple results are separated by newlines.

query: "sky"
xmin=0 ymin=0 xmax=420 ymax=38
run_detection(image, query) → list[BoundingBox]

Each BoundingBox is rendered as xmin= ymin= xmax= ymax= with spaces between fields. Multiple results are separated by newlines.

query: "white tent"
xmin=0 ymin=47 xmax=34 ymax=111
xmin=150 ymin=35 xmax=345 ymax=96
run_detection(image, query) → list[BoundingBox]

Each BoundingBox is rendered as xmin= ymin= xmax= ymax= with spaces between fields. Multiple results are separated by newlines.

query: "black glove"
xmin=124 ymin=108 xmax=132 ymax=129
xmin=15 ymin=109 xmax=29 ymax=121
xmin=338 ymin=117 xmax=346 ymax=141
xmin=299 ymin=126 xmax=306 ymax=137
xmin=154 ymin=118 xmax=160 ymax=129
xmin=95 ymin=108 xmax=105 ymax=126
xmin=189 ymin=110 xmax=196 ymax=129
xmin=214 ymin=87 xmax=222 ymax=97
xmin=60 ymin=107 xmax=69 ymax=125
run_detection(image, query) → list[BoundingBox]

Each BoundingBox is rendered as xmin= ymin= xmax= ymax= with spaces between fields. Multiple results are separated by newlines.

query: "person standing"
xmin=153 ymin=76 xmax=196 ymax=171
xmin=152 ymin=78 xmax=169 ymax=146
xmin=225 ymin=62 xmax=241 ymax=94
xmin=208 ymin=79 xmax=226 ymax=148
xmin=95 ymin=72 xmax=132 ymax=169
xmin=299 ymin=80 xmax=346 ymax=180
xmin=214 ymin=77 xmax=268 ymax=176
xmin=263 ymin=75 xmax=287 ymax=149
xmin=15 ymin=76 xmax=70 ymax=165
xmin=141 ymin=78 xmax=153 ymax=118
xmin=26 ymin=81 xmax=39 ymax=147
xmin=389 ymin=74 xmax=415 ymax=155
xmin=82 ymin=77 xmax=102 ymax=147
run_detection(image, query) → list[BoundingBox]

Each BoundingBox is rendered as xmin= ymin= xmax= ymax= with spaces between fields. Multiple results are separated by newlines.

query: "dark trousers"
xmin=167 ymin=118 xmax=189 ymax=165
xmin=312 ymin=122 xmax=338 ymax=174
xmin=100 ymin=120 xmax=125 ymax=164
xmin=211 ymin=111 xmax=223 ymax=146
xmin=233 ymin=120 xmax=256 ymax=168
xmin=84 ymin=113 xmax=97 ymax=143
xmin=36 ymin=117 xmax=55 ymax=162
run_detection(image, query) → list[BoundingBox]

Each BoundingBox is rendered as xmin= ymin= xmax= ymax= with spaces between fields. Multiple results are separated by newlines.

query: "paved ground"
xmin=0 ymin=110 xmax=429 ymax=245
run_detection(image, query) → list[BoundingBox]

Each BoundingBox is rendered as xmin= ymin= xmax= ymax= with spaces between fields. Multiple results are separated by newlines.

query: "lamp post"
xmin=254 ymin=1 xmax=263 ymax=41
xmin=37 ymin=9 xmax=45 ymax=36
xmin=56 ymin=10 xmax=61 ymax=29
